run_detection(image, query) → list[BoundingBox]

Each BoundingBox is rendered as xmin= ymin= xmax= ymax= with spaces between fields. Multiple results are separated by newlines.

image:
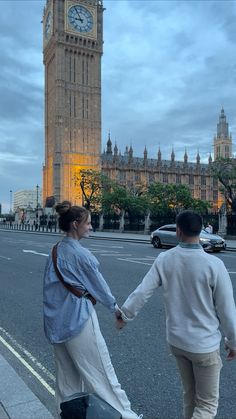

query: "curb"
xmin=0 ymin=403 xmax=10 ymax=419
xmin=225 ymin=247 xmax=236 ymax=252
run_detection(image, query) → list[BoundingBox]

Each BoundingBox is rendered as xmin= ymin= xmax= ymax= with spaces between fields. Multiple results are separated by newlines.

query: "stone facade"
xmin=42 ymin=0 xmax=103 ymax=205
xmin=214 ymin=108 xmax=232 ymax=160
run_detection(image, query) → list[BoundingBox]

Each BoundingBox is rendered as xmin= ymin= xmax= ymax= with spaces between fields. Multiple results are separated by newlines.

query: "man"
xmin=116 ymin=210 xmax=236 ymax=419
xmin=205 ymin=222 xmax=213 ymax=234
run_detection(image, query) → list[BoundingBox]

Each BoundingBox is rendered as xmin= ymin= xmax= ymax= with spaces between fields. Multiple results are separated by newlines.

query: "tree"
xmin=211 ymin=158 xmax=236 ymax=211
xmin=74 ymin=170 xmax=110 ymax=211
xmin=102 ymin=182 xmax=149 ymax=219
xmin=147 ymin=183 xmax=210 ymax=217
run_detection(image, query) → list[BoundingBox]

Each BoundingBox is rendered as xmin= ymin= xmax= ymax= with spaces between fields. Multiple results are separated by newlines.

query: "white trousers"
xmin=53 ymin=310 xmax=139 ymax=419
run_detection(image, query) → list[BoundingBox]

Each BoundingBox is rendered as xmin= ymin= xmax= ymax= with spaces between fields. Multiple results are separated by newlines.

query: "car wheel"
xmin=152 ymin=236 xmax=162 ymax=248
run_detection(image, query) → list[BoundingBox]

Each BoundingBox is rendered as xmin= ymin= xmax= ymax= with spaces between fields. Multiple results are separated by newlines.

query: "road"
xmin=0 ymin=230 xmax=236 ymax=419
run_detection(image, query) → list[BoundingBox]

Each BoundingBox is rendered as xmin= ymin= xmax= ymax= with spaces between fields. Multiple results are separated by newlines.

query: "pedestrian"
xmin=47 ymin=219 xmax=52 ymax=230
xmin=43 ymin=201 xmax=142 ymax=419
xmin=205 ymin=222 xmax=213 ymax=234
xmin=116 ymin=210 xmax=236 ymax=419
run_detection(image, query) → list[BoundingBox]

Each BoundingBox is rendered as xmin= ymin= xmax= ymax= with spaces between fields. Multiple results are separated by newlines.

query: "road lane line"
xmin=89 ymin=244 xmax=124 ymax=249
xmin=117 ymin=258 xmax=152 ymax=266
xmin=0 ymin=326 xmax=55 ymax=383
xmin=23 ymin=250 xmax=48 ymax=257
xmin=100 ymin=253 xmax=132 ymax=257
xmin=0 ymin=335 xmax=55 ymax=396
xmin=0 ymin=255 xmax=11 ymax=260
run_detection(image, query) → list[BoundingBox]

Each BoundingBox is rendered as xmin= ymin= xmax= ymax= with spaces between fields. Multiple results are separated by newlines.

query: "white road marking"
xmin=89 ymin=244 xmax=124 ymax=249
xmin=0 ymin=326 xmax=55 ymax=383
xmin=23 ymin=250 xmax=48 ymax=257
xmin=118 ymin=257 xmax=236 ymax=272
xmin=86 ymin=248 xmax=131 ymax=257
xmin=0 ymin=335 xmax=55 ymax=396
xmin=0 ymin=255 xmax=11 ymax=260
xmin=100 ymin=253 xmax=132 ymax=257
xmin=117 ymin=258 xmax=152 ymax=266
xmin=87 ymin=249 xmax=118 ymax=253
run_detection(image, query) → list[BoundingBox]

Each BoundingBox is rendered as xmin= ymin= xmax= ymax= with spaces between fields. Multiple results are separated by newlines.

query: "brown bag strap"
xmin=52 ymin=242 xmax=96 ymax=305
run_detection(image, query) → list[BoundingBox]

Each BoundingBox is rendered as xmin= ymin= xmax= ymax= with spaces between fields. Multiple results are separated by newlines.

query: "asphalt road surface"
xmin=0 ymin=230 xmax=236 ymax=419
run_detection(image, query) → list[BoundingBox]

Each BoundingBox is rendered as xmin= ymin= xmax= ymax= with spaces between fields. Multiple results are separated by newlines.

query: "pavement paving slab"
xmin=0 ymin=403 xmax=10 ymax=419
xmin=0 ymin=354 xmax=53 ymax=419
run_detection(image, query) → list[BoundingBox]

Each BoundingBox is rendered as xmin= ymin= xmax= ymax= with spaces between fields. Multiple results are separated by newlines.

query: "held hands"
xmin=225 ymin=339 xmax=236 ymax=361
xmin=115 ymin=307 xmax=127 ymax=330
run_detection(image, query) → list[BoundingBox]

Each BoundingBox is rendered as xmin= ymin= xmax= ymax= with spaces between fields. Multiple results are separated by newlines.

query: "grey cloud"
xmin=1 ymin=0 xmax=236 ymax=211
xmin=0 ymin=159 xmax=42 ymax=195
xmin=0 ymin=86 xmax=43 ymax=121
xmin=0 ymin=1 xmax=44 ymax=47
xmin=223 ymin=14 xmax=236 ymax=43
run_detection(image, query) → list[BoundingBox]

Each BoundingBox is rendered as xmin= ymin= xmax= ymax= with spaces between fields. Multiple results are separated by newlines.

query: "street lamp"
xmin=9 ymin=190 xmax=12 ymax=214
xmin=36 ymin=184 xmax=39 ymax=221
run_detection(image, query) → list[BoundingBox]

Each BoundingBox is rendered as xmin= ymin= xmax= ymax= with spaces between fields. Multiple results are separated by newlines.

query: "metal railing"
xmin=0 ymin=222 xmax=60 ymax=234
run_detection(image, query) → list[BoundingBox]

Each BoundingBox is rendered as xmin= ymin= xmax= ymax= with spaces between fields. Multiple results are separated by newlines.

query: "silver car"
xmin=150 ymin=224 xmax=226 ymax=252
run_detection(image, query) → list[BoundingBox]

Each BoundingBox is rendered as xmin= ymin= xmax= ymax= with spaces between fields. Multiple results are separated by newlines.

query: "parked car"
xmin=150 ymin=224 xmax=226 ymax=252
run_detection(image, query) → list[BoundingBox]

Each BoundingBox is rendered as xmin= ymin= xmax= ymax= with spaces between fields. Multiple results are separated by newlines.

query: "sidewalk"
xmin=0 ymin=354 xmax=53 ymax=419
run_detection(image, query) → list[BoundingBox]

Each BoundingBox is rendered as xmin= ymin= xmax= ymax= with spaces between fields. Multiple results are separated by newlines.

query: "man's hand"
xmin=225 ymin=339 xmax=236 ymax=361
xmin=226 ymin=349 xmax=236 ymax=361
xmin=115 ymin=308 xmax=126 ymax=330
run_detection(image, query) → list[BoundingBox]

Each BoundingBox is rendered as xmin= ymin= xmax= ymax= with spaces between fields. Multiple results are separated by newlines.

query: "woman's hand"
xmin=115 ymin=308 xmax=127 ymax=330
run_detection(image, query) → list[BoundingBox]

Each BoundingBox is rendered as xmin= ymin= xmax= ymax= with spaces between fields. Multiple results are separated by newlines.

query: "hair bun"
xmin=55 ymin=201 xmax=72 ymax=215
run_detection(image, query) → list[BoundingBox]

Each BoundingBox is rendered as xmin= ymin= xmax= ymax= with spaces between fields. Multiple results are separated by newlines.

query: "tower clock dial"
xmin=68 ymin=4 xmax=93 ymax=33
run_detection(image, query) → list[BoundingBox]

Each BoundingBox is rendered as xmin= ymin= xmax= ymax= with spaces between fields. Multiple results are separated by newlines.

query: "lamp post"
xmin=9 ymin=190 xmax=12 ymax=214
xmin=36 ymin=184 xmax=39 ymax=223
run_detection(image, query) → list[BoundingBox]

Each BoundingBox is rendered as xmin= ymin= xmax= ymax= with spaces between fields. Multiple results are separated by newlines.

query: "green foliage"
xmin=102 ymin=183 xmax=149 ymax=219
xmin=74 ymin=170 xmax=211 ymax=219
xmin=147 ymin=183 xmax=210 ymax=217
xmin=74 ymin=169 xmax=110 ymax=212
xmin=211 ymin=158 xmax=236 ymax=210
xmin=190 ymin=198 xmax=211 ymax=214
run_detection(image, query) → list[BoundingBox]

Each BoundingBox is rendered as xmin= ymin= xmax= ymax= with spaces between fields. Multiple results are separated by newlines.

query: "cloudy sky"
xmin=1 ymin=0 xmax=236 ymax=212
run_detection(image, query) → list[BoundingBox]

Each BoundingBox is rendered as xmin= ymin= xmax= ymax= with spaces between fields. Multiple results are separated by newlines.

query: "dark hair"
xmin=176 ymin=210 xmax=202 ymax=237
xmin=55 ymin=201 xmax=90 ymax=232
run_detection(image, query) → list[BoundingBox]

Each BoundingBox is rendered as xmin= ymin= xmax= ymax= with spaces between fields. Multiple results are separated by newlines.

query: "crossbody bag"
xmin=52 ymin=242 xmax=96 ymax=306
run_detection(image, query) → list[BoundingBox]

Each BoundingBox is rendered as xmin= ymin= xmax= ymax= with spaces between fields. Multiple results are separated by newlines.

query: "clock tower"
xmin=42 ymin=0 xmax=103 ymax=205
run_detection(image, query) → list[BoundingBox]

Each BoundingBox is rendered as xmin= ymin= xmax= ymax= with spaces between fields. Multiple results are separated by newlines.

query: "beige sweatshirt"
xmin=121 ymin=244 xmax=236 ymax=352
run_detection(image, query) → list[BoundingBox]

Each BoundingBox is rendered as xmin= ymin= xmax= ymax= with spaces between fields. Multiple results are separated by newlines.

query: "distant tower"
xmin=106 ymin=133 xmax=112 ymax=155
xmin=213 ymin=108 xmax=232 ymax=160
xmin=42 ymin=0 xmax=103 ymax=205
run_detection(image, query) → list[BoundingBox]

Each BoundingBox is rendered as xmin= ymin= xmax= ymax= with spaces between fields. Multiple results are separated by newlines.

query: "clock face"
xmin=68 ymin=5 xmax=93 ymax=33
xmin=45 ymin=11 xmax=52 ymax=39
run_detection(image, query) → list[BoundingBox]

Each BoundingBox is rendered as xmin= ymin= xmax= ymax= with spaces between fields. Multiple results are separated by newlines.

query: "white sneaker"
xmin=138 ymin=415 xmax=143 ymax=419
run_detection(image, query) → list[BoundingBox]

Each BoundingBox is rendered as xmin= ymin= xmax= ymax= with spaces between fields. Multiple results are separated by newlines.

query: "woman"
xmin=43 ymin=201 xmax=142 ymax=419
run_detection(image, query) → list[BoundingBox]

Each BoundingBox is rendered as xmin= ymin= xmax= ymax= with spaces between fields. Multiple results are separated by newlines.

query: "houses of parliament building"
xmin=101 ymin=107 xmax=232 ymax=211
xmin=42 ymin=0 xmax=232 ymax=211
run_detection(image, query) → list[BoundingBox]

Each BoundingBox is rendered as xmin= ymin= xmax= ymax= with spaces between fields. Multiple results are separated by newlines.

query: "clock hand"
xmin=74 ymin=17 xmax=84 ymax=24
xmin=75 ymin=10 xmax=83 ymax=23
